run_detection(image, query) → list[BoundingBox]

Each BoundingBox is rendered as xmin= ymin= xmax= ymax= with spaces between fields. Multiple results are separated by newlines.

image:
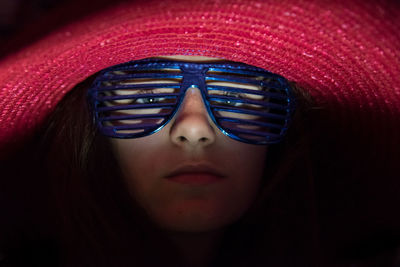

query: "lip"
xmin=165 ymin=164 xmax=226 ymax=185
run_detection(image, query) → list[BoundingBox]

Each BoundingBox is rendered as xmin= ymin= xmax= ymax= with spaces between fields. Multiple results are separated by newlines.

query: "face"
xmin=110 ymin=56 xmax=268 ymax=233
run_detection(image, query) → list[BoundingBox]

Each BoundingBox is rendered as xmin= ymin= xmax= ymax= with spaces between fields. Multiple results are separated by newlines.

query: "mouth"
xmin=165 ymin=164 xmax=226 ymax=185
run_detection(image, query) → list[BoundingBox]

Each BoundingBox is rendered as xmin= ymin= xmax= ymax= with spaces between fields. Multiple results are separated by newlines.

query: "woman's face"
xmin=110 ymin=56 xmax=268 ymax=233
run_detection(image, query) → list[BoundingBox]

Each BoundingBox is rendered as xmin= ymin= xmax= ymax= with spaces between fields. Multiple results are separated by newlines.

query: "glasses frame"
xmin=87 ymin=58 xmax=296 ymax=145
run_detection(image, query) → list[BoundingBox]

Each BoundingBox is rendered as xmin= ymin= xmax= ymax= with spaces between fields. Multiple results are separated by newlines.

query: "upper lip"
xmin=165 ymin=163 xmax=226 ymax=178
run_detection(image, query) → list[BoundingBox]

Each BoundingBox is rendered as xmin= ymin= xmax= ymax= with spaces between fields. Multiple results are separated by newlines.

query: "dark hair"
xmin=1 ymin=75 xmax=318 ymax=266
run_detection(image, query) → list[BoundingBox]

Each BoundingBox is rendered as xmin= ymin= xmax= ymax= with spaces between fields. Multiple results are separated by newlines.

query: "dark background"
xmin=0 ymin=0 xmax=66 ymax=38
xmin=0 ymin=0 xmax=116 ymax=58
xmin=0 ymin=0 xmax=66 ymax=55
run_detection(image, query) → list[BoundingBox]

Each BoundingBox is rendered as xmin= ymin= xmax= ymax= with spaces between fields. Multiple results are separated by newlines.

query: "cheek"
xmin=222 ymin=146 xmax=267 ymax=211
xmin=110 ymin=138 xmax=162 ymax=194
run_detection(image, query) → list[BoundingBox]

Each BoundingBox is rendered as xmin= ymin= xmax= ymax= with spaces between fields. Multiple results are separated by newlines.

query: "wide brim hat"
xmin=0 ymin=0 xmax=399 ymax=259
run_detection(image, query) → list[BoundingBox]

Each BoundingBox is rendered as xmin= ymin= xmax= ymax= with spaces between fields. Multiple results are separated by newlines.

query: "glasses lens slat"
xmin=209 ymin=98 xmax=290 ymax=111
xmin=112 ymin=123 xmax=163 ymax=131
xmin=99 ymin=113 xmax=169 ymax=121
xmin=207 ymin=85 xmax=289 ymax=100
xmin=97 ymin=103 xmax=176 ymax=112
xmin=97 ymin=93 xmax=179 ymax=102
xmin=221 ymin=125 xmax=282 ymax=138
xmin=96 ymin=84 xmax=181 ymax=92
xmin=217 ymin=116 xmax=285 ymax=129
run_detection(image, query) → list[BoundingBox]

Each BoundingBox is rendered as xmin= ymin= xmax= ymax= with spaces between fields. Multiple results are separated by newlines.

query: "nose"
xmin=170 ymin=86 xmax=216 ymax=149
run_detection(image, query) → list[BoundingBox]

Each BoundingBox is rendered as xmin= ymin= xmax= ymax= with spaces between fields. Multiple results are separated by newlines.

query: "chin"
xmin=158 ymin=217 xmax=228 ymax=233
xmin=151 ymin=200 xmax=246 ymax=233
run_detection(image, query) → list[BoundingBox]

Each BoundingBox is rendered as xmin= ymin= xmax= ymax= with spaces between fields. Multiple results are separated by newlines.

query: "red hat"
xmin=0 ymin=0 xmax=399 ymax=155
xmin=1 ymin=0 xmax=400 ymax=258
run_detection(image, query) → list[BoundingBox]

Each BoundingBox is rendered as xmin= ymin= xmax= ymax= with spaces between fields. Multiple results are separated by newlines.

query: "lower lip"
xmin=166 ymin=173 xmax=224 ymax=185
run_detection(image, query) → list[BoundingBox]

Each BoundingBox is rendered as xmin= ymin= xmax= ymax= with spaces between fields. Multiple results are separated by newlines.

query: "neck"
xmin=166 ymin=229 xmax=225 ymax=267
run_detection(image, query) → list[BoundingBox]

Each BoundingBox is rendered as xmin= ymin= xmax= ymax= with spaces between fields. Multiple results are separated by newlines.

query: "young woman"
xmin=1 ymin=0 xmax=399 ymax=266
xmin=1 ymin=54 xmax=317 ymax=266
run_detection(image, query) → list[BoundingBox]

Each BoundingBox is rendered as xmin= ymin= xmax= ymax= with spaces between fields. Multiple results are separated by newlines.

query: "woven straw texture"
xmin=0 ymin=0 xmax=399 ymax=157
xmin=1 ymin=0 xmax=400 ymax=257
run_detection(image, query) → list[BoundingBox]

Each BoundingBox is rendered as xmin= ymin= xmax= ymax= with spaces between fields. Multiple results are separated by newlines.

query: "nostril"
xmin=176 ymin=135 xmax=209 ymax=144
xmin=199 ymin=137 xmax=208 ymax=143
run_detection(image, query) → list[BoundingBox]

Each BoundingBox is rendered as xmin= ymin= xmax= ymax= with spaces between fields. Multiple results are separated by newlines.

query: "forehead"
xmin=155 ymin=55 xmax=225 ymax=62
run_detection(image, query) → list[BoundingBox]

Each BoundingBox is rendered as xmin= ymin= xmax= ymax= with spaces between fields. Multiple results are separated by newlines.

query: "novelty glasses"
xmin=87 ymin=59 xmax=296 ymax=145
